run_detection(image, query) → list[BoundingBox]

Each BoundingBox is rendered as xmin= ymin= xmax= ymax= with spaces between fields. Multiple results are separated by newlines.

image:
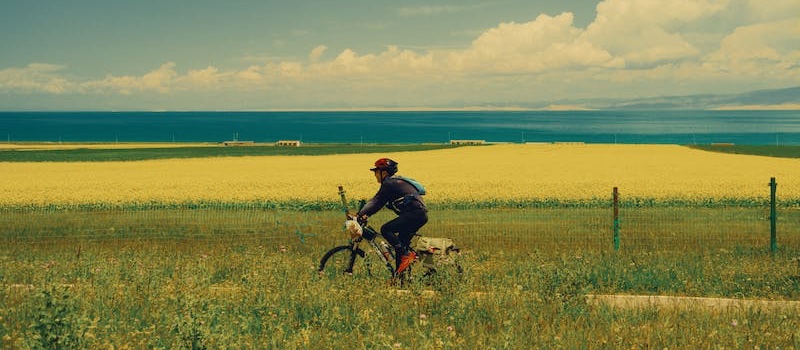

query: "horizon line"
xmin=1 ymin=103 xmax=799 ymax=113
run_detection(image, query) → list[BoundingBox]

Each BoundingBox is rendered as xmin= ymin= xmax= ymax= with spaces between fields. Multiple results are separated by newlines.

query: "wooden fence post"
xmin=770 ymin=177 xmax=777 ymax=254
xmin=613 ymin=187 xmax=620 ymax=251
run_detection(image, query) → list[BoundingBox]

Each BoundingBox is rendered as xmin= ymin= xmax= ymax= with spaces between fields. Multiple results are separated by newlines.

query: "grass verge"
xmin=4 ymin=143 xmax=800 ymax=162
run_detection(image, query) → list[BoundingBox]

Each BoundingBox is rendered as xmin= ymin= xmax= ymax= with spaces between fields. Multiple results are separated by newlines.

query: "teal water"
xmin=0 ymin=110 xmax=797 ymax=145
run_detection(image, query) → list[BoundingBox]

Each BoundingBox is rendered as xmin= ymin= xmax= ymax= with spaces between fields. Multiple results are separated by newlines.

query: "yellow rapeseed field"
xmin=1 ymin=144 xmax=798 ymax=205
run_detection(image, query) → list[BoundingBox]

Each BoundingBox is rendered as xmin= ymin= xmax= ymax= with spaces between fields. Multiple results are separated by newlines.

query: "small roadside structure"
xmin=449 ymin=140 xmax=486 ymax=145
xmin=276 ymin=140 xmax=302 ymax=147
xmin=222 ymin=140 xmax=255 ymax=146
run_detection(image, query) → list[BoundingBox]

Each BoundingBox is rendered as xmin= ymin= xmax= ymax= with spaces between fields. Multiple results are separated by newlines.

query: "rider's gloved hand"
xmin=344 ymin=219 xmax=363 ymax=238
xmin=357 ymin=214 xmax=368 ymax=225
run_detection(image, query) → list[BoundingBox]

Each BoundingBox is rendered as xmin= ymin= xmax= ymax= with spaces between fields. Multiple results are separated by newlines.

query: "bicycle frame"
xmin=359 ymin=224 xmax=397 ymax=275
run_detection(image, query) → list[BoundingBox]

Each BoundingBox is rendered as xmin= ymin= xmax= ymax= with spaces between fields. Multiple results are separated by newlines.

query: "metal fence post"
xmin=769 ymin=177 xmax=777 ymax=254
xmin=613 ymin=187 xmax=620 ymax=251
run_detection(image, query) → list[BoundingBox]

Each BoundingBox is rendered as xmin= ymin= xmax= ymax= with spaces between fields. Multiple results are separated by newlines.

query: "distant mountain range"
xmin=502 ymin=86 xmax=800 ymax=110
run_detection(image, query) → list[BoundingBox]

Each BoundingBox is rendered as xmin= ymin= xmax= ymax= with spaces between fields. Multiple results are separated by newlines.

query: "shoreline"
xmin=2 ymin=141 xmax=799 ymax=149
xmin=2 ymin=103 xmax=799 ymax=112
xmin=2 ymin=141 xmax=799 ymax=154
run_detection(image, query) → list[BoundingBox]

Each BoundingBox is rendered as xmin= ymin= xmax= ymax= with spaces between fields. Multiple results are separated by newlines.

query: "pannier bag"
xmin=414 ymin=237 xmax=458 ymax=270
xmin=414 ymin=237 xmax=455 ymax=254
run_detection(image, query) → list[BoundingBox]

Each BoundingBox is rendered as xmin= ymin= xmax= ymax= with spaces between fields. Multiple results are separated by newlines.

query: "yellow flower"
xmin=0 ymin=144 xmax=796 ymax=205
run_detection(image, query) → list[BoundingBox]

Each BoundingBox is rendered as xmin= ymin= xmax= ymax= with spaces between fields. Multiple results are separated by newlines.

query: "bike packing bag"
xmin=360 ymin=225 xmax=378 ymax=240
xmin=414 ymin=237 xmax=455 ymax=255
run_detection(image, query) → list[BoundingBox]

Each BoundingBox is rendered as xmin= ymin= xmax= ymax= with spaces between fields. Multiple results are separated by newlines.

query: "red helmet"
xmin=370 ymin=158 xmax=398 ymax=174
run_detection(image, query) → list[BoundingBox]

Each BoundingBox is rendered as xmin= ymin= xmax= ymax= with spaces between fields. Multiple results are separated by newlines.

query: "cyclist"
xmin=354 ymin=158 xmax=428 ymax=276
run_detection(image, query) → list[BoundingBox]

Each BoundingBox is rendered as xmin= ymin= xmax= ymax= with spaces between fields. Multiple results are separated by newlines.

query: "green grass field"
xmin=2 ymin=206 xmax=799 ymax=348
xmin=0 ymin=143 xmax=460 ymax=162
xmin=2 ymin=143 xmax=799 ymax=162
xmin=688 ymin=144 xmax=800 ymax=158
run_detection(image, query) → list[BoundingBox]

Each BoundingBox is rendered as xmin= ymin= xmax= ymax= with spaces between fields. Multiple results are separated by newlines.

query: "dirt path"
xmin=586 ymin=294 xmax=800 ymax=312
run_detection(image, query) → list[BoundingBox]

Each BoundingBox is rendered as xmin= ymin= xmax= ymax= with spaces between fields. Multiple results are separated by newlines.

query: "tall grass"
xmin=2 ymin=206 xmax=799 ymax=347
xmin=1 ymin=237 xmax=798 ymax=348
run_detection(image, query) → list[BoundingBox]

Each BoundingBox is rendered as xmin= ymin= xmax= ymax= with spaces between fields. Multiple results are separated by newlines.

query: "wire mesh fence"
xmin=2 ymin=199 xmax=797 ymax=255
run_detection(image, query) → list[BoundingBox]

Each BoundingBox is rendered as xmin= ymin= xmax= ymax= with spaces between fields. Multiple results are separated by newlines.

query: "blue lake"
xmin=0 ymin=110 xmax=798 ymax=145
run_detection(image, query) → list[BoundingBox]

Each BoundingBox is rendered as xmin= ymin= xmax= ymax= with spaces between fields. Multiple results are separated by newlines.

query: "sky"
xmin=0 ymin=0 xmax=798 ymax=111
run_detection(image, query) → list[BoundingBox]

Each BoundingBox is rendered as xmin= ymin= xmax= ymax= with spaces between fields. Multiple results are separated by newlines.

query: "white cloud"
xmin=717 ymin=19 xmax=800 ymax=60
xmin=582 ymin=0 xmax=729 ymax=67
xmin=0 ymin=63 xmax=74 ymax=94
xmin=140 ymin=63 xmax=177 ymax=92
xmin=306 ymin=45 xmax=435 ymax=78
xmin=275 ymin=61 xmax=304 ymax=79
xmin=445 ymin=13 xmax=621 ymax=73
xmin=235 ymin=66 xmax=264 ymax=83
xmin=84 ymin=62 xmax=178 ymax=94
xmin=743 ymin=0 xmax=800 ymax=22
xmin=309 ymin=45 xmax=327 ymax=62
xmin=178 ymin=66 xmax=227 ymax=89
xmin=705 ymin=18 xmax=800 ymax=78
xmin=1 ymin=0 xmax=797 ymax=107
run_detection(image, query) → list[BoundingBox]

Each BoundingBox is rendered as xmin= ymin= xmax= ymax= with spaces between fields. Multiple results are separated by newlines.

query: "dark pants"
xmin=381 ymin=209 xmax=428 ymax=266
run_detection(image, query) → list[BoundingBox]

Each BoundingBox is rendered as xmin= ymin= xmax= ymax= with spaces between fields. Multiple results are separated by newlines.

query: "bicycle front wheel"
xmin=319 ymin=245 xmax=381 ymax=278
xmin=318 ymin=245 xmax=358 ymax=277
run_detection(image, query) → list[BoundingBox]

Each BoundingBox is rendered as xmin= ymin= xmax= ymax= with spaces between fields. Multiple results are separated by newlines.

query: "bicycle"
xmin=317 ymin=186 xmax=462 ymax=282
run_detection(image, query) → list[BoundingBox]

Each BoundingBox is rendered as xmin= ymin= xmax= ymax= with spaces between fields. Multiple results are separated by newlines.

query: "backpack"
xmin=394 ymin=176 xmax=426 ymax=195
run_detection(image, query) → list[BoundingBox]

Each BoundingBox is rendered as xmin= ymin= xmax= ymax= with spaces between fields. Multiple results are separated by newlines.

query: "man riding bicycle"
xmin=354 ymin=158 xmax=428 ymax=276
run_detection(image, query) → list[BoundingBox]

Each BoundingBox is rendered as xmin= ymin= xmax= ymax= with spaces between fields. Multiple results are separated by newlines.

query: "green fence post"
xmin=613 ymin=187 xmax=620 ymax=251
xmin=769 ymin=177 xmax=777 ymax=254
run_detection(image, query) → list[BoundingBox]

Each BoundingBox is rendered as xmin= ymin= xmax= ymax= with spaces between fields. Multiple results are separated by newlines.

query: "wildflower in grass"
xmin=731 ymin=319 xmax=738 ymax=327
xmin=419 ymin=313 xmax=429 ymax=326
